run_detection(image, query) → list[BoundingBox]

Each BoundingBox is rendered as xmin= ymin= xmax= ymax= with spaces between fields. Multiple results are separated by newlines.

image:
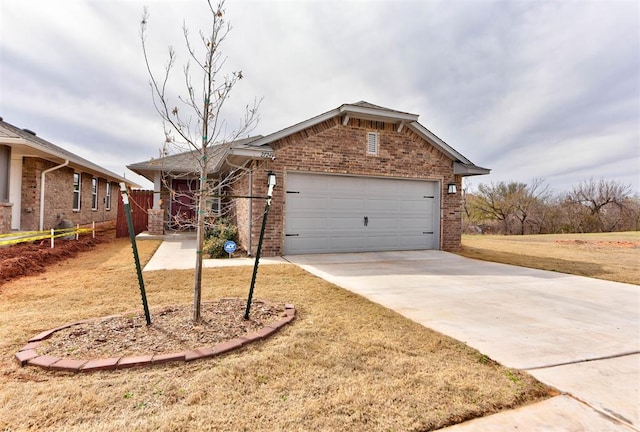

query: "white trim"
xmin=407 ymin=122 xmax=472 ymax=164
xmin=9 ymin=156 xmax=22 ymax=230
xmin=248 ymin=109 xmax=340 ymax=148
xmin=338 ymin=103 xmax=419 ymax=122
xmin=91 ymin=177 xmax=99 ymax=211
xmin=105 ymin=182 xmax=112 ymax=211
xmin=73 ymin=172 xmax=81 ymax=212
xmin=153 ymin=172 xmax=162 ymax=210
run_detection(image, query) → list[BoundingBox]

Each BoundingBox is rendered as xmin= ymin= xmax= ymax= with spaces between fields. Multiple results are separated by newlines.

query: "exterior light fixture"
xmin=267 ymin=171 xmax=276 ymax=199
xmin=447 ymin=183 xmax=457 ymax=194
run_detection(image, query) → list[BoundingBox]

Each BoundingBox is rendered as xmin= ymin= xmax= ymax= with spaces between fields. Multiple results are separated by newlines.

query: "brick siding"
xmin=233 ymin=118 xmax=463 ymax=256
xmin=0 ymin=203 xmax=12 ymax=234
xmin=20 ymin=157 xmax=119 ymax=231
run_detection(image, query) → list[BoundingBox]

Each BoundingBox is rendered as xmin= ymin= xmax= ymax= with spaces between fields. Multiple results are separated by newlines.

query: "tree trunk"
xmin=192 ymin=165 xmax=207 ymax=322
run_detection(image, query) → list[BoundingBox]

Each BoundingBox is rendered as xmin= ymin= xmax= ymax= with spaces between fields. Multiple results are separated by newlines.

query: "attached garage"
xmin=285 ymin=172 xmax=440 ymax=254
xmin=129 ymin=101 xmax=490 ymax=256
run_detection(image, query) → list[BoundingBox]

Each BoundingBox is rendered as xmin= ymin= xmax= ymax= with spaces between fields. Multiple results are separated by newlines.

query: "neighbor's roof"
xmin=0 ymin=118 xmax=140 ymax=187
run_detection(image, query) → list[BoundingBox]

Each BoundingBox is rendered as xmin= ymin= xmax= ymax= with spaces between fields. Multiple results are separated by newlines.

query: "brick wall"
xmin=0 ymin=203 xmax=12 ymax=234
xmin=20 ymin=157 xmax=119 ymax=231
xmin=236 ymin=118 xmax=462 ymax=256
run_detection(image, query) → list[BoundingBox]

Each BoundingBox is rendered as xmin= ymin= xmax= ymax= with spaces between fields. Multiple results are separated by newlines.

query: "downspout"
xmin=40 ymin=160 xmax=69 ymax=231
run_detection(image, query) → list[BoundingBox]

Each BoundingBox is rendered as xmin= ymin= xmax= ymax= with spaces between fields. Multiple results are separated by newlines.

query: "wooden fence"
xmin=116 ymin=190 xmax=154 ymax=238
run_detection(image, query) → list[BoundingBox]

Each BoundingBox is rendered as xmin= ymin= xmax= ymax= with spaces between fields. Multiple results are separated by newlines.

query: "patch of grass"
xmin=0 ymin=238 xmax=550 ymax=431
xmin=460 ymin=232 xmax=640 ymax=285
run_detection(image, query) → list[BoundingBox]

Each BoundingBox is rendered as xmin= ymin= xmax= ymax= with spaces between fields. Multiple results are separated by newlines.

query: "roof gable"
xmin=246 ymin=101 xmax=489 ymax=175
xmin=127 ymin=101 xmax=490 ymax=179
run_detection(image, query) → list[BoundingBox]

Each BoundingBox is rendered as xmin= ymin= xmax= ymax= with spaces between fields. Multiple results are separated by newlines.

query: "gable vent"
xmin=23 ymin=128 xmax=37 ymax=136
xmin=367 ymin=132 xmax=378 ymax=155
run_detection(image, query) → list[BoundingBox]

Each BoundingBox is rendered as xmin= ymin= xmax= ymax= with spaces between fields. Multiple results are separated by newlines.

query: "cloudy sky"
xmin=1 ymin=0 xmax=638 ymax=193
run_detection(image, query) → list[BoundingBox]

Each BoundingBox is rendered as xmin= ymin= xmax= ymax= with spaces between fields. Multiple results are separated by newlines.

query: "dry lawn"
xmin=0 ymin=238 xmax=549 ymax=431
xmin=460 ymin=231 xmax=640 ymax=285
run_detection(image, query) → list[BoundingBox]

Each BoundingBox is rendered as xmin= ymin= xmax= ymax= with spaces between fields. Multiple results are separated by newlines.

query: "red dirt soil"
xmin=0 ymin=237 xmax=102 ymax=287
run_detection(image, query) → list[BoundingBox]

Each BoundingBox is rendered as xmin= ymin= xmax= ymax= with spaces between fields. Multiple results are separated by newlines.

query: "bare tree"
xmin=468 ymin=180 xmax=551 ymax=235
xmin=141 ymin=0 xmax=260 ymax=322
xmin=512 ymin=178 xmax=551 ymax=235
xmin=567 ymin=179 xmax=631 ymax=232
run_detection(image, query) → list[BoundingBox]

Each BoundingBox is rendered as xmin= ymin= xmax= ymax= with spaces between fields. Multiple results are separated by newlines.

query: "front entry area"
xmin=284 ymin=172 xmax=440 ymax=254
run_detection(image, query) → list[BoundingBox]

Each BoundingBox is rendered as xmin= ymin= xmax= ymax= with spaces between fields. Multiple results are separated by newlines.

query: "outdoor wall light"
xmin=267 ymin=171 xmax=276 ymax=198
xmin=447 ymin=183 xmax=457 ymax=194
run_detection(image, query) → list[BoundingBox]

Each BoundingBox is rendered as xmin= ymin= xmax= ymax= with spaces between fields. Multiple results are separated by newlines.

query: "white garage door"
xmin=285 ymin=173 xmax=440 ymax=254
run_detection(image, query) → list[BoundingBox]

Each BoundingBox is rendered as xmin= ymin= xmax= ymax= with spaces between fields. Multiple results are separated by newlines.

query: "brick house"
xmin=0 ymin=118 xmax=138 ymax=234
xmin=127 ymin=102 xmax=490 ymax=256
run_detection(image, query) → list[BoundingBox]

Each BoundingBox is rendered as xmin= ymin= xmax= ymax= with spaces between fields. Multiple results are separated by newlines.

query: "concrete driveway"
xmin=285 ymin=250 xmax=640 ymax=431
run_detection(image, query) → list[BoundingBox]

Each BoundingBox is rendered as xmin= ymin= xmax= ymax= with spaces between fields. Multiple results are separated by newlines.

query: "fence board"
xmin=116 ymin=190 xmax=154 ymax=238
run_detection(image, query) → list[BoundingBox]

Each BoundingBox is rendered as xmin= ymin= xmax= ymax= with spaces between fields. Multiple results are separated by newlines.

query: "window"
xmin=105 ymin=182 xmax=112 ymax=210
xmin=206 ymin=181 xmax=221 ymax=217
xmin=73 ymin=173 xmax=81 ymax=211
xmin=91 ymin=178 xmax=98 ymax=210
xmin=367 ymin=132 xmax=379 ymax=155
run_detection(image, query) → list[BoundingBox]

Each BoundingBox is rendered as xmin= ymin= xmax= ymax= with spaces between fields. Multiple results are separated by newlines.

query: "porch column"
xmin=153 ymin=172 xmax=162 ymax=210
xmin=148 ymin=172 xmax=164 ymax=235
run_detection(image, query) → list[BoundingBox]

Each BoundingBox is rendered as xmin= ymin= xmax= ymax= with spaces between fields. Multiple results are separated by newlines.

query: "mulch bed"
xmin=0 ymin=237 xmax=101 ymax=287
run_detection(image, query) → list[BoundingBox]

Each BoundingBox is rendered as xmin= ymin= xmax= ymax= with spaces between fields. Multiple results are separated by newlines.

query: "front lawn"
xmin=0 ymin=238 xmax=549 ymax=431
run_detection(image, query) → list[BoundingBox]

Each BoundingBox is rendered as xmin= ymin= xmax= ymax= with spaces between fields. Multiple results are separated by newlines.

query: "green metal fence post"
xmin=244 ymin=172 xmax=276 ymax=320
xmin=120 ymin=183 xmax=152 ymax=325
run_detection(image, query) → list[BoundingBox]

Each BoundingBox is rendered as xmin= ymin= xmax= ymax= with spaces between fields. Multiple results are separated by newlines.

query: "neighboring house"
xmin=0 ymin=117 xmax=139 ymax=234
xmin=127 ymin=101 xmax=490 ymax=256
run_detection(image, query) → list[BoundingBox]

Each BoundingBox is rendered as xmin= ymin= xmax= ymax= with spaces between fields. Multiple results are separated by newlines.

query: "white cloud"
xmin=0 ymin=0 xmax=638 ymax=193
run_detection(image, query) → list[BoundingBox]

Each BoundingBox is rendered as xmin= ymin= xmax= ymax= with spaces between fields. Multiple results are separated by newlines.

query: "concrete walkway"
xmin=285 ymin=250 xmax=640 ymax=431
xmin=142 ymin=235 xmax=287 ymax=271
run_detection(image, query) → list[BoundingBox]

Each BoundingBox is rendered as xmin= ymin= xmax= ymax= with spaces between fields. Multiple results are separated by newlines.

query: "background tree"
xmin=464 ymin=178 xmax=636 ymax=235
xmin=566 ymin=179 xmax=631 ymax=232
xmin=472 ymin=180 xmax=550 ymax=235
xmin=141 ymin=0 xmax=260 ymax=322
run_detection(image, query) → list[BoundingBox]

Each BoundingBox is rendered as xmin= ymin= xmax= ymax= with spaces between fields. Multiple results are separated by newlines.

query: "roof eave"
xmin=453 ymin=162 xmax=491 ymax=176
xmin=248 ymin=109 xmax=341 ymax=148
xmin=248 ymin=104 xmax=421 ymax=148
xmin=4 ymin=137 xmax=139 ymax=187
xmin=338 ymin=103 xmax=419 ymax=123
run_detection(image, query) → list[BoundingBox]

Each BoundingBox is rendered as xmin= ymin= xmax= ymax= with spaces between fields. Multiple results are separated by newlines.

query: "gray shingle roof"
xmin=127 ymin=136 xmax=264 ymax=180
xmin=0 ymin=118 xmax=138 ymax=186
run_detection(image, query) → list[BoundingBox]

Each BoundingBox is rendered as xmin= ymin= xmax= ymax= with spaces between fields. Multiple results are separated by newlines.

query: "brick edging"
xmin=15 ymin=304 xmax=296 ymax=373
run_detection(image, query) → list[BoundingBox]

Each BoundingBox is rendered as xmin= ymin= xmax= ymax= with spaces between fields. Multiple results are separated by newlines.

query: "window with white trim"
xmin=91 ymin=178 xmax=99 ymax=210
xmin=73 ymin=173 xmax=81 ymax=211
xmin=105 ymin=182 xmax=112 ymax=210
xmin=206 ymin=181 xmax=221 ymax=217
xmin=367 ymin=132 xmax=379 ymax=155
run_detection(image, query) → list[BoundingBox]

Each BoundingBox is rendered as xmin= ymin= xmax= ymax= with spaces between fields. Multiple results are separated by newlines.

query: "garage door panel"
xmin=287 ymin=196 xmax=328 ymax=211
xmin=288 ymin=217 xmax=328 ymax=231
xmin=327 ymin=216 xmax=366 ymax=230
xmin=400 ymin=199 xmax=432 ymax=212
xmin=329 ymin=235 xmax=366 ymax=251
xmin=329 ymin=197 xmax=365 ymax=211
xmin=285 ymin=173 xmax=440 ymax=254
xmin=285 ymin=236 xmax=331 ymax=253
